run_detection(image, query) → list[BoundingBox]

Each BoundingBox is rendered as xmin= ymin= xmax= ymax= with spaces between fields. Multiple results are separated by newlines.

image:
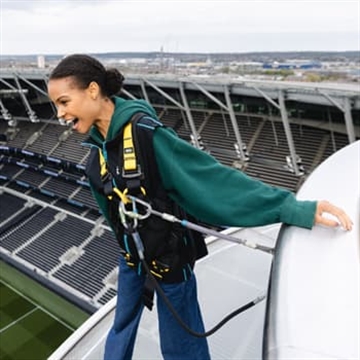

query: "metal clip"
xmin=129 ymin=196 xmax=153 ymax=219
xmin=118 ymin=200 xmax=138 ymax=229
xmin=118 ymin=196 xmax=153 ymax=230
xmin=119 ymin=196 xmax=152 ymax=222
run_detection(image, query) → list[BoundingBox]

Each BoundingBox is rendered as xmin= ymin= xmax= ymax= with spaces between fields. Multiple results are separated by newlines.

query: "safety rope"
xmin=99 ymin=115 xmax=273 ymax=336
xmin=141 ymin=258 xmax=266 ymax=338
xmin=118 ymin=195 xmax=271 ymax=338
xmin=119 ymin=196 xmax=274 ymax=255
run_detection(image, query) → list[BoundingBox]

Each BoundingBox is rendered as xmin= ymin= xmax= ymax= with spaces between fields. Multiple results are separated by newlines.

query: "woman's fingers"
xmin=315 ymin=200 xmax=353 ymax=231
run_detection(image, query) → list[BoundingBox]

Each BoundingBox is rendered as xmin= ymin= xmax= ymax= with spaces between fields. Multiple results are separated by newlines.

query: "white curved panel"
xmin=264 ymin=141 xmax=360 ymax=360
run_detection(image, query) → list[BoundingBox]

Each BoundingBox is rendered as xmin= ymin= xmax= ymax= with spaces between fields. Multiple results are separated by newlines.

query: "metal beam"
xmin=142 ymin=78 xmax=203 ymax=146
xmin=343 ymin=97 xmax=356 ymax=143
xmin=191 ymin=82 xmax=228 ymax=111
xmin=121 ymin=88 xmax=137 ymax=100
xmin=317 ymin=90 xmax=344 ymax=111
xmin=0 ymin=99 xmax=12 ymax=120
xmin=140 ymin=80 xmax=149 ymax=103
xmin=187 ymin=81 xmax=248 ymax=158
xmin=16 ymin=74 xmax=48 ymax=97
xmin=251 ymin=86 xmax=280 ymax=110
xmin=179 ymin=81 xmax=201 ymax=148
xmin=0 ymin=78 xmax=20 ymax=91
xmin=278 ymin=90 xmax=300 ymax=175
xmin=13 ymin=75 xmax=39 ymax=122
xmin=143 ymin=78 xmax=185 ymax=110
xmin=224 ymin=85 xmax=247 ymax=160
xmin=318 ymin=90 xmax=355 ymax=143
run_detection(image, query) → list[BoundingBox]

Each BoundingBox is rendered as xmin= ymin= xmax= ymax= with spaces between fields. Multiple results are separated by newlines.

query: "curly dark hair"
xmin=49 ymin=54 xmax=125 ymax=97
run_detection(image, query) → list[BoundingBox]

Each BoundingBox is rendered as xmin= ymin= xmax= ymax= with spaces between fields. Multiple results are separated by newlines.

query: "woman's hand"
xmin=315 ymin=200 xmax=353 ymax=231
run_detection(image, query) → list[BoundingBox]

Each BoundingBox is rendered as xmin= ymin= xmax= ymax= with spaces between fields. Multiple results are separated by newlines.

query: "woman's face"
xmin=47 ymin=76 xmax=101 ymax=134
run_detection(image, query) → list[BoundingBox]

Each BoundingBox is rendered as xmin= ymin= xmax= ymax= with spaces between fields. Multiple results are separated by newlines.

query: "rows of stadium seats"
xmin=17 ymin=215 xmax=94 ymax=272
xmin=0 ymin=120 xmax=89 ymax=164
xmin=97 ymin=288 xmax=117 ymax=306
xmin=0 ymin=144 xmax=98 ymax=212
xmin=0 ymin=122 xmax=122 ymax=309
xmin=156 ymin=107 xmax=350 ymax=190
xmin=0 ymin=206 xmax=59 ymax=253
xmin=193 ymin=112 xmax=262 ymax=165
xmin=53 ymin=230 xmax=121 ymax=299
xmin=244 ymin=120 xmax=303 ymax=189
xmin=2 ymin=109 xmax=351 ymax=193
xmin=0 ymin=192 xmax=26 ymax=223
xmin=0 ymin=192 xmax=120 ymax=307
xmin=0 ymin=107 xmax=353 ymax=311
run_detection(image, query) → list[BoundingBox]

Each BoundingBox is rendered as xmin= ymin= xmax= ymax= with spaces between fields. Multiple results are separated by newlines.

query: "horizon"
xmin=2 ymin=49 xmax=359 ymax=58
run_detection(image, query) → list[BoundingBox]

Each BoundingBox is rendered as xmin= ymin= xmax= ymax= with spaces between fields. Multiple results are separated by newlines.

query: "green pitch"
xmin=0 ymin=261 xmax=90 ymax=360
xmin=0 ymin=281 xmax=73 ymax=360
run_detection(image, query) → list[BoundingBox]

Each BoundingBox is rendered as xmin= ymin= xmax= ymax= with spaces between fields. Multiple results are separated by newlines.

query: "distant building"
xmin=262 ymin=60 xmax=322 ymax=70
xmin=37 ymin=55 xmax=45 ymax=69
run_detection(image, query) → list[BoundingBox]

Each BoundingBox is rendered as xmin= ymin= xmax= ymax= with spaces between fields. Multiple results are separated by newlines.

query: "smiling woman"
xmin=44 ymin=53 xmax=353 ymax=360
xmin=47 ymin=55 xmax=123 ymax=137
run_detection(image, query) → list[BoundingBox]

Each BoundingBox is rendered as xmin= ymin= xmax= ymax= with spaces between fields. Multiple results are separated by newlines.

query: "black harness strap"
xmin=142 ymin=276 xmax=155 ymax=310
xmin=98 ymin=113 xmax=207 ymax=310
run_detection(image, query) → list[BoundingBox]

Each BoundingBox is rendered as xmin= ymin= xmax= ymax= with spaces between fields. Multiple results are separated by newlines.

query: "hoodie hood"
xmin=87 ymin=96 xmax=158 ymax=146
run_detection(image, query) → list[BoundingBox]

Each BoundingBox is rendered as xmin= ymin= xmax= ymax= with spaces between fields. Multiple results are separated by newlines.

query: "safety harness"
xmin=96 ymin=113 xmax=273 ymax=337
xmin=97 ymin=113 xmax=207 ymax=309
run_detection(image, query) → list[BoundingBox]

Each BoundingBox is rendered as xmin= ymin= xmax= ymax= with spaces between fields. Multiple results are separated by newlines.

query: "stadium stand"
xmin=0 ymin=70 xmax=359 ymax=313
xmin=0 ymin=192 xmax=27 ymax=223
xmin=52 ymin=229 xmax=122 ymax=300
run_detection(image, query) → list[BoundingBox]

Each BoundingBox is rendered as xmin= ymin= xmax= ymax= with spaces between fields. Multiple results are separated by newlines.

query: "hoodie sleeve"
xmin=153 ymin=127 xmax=316 ymax=229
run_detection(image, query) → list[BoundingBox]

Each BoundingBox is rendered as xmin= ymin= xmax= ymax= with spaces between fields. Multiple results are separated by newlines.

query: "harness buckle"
xmin=122 ymin=164 xmax=142 ymax=178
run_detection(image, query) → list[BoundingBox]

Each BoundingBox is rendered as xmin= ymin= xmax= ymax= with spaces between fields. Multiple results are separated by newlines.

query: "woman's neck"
xmin=95 ymin=98 xmax=115 ymax=138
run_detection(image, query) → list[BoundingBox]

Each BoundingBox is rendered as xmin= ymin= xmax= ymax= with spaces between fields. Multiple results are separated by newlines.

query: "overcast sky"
xmin=1 ymin=0 xmax=359 ymax=55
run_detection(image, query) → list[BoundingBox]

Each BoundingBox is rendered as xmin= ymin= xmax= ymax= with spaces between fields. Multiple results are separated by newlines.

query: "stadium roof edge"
xmin=1 ymin=69 xmax=360 ymax=109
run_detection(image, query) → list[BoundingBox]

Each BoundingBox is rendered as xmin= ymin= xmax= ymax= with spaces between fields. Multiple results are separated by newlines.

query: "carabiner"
xmin=120 ymin=196 xmax=152 ymax=221
xmin=128 ymin=196 xmax=153 ymax=219
xmin=118 ymin=201 xmax=138 ymax=229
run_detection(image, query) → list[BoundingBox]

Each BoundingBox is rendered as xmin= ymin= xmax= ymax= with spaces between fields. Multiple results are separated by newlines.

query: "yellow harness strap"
xmin=123 ymin=122 xmax=137 ymax=172
xmin=98 ymin=121 xmax=143 ymax=205
xmin=99 ymin=149 xmax=108 ymax=177
xmin=123 ymin=121 xmax=146 ymax=196
xmin=98 ymin=148 xmax=130 ymax=204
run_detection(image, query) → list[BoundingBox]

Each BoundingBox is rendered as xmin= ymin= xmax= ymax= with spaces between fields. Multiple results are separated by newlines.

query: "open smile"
xmin=59 ymin=117 xmax=79 ymax=128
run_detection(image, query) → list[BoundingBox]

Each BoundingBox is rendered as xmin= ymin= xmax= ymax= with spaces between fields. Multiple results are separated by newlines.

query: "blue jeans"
xmin=104 ymin=257 xmax=210 ymax=360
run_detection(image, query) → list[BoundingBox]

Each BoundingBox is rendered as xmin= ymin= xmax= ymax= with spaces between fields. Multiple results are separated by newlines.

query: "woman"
xmin=47 ymin=54 xmax=352 ymax=360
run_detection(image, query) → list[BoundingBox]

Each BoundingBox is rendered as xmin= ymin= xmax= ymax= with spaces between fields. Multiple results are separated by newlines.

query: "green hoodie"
xmin=85 ymin=96 xmax=316 ymax=230
xmin=87 ymin=96 xmax=158 ymax=144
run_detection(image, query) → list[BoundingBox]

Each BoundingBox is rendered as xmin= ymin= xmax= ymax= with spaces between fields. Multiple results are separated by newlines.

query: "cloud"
xmin=1 ymin=0 xmax=359 ymax=55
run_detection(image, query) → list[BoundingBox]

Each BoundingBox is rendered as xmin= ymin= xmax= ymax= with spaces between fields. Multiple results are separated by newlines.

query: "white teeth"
xmin=58 ymin=118 xmax=67 ymax=126
xmin=58 ymin=118 xmax=77 ymax=127
xmin=58 ymin=118 xmax=75 ymax=126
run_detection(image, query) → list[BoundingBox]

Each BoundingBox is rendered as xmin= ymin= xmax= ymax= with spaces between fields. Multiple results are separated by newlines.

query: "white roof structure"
xmin=264 ymin=140 xmax=359 ymax=360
